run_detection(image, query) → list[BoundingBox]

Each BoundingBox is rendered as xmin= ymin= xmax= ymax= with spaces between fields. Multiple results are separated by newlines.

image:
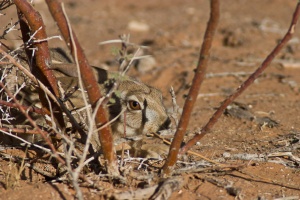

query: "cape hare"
xmin=1 ymin=48 xmax=171 ymax=157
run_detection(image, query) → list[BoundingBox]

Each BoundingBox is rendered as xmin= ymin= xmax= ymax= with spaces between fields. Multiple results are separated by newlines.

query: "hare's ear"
xmin=50 ymin=47 xmax=73 ymax=63
xmin=51 ymin=63 xmax=78 ymax=77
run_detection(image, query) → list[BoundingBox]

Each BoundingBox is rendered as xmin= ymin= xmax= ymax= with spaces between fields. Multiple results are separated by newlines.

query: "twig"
xmin=16 ymin=0 xmax=66 ymax=130
xmin=180 ymin=1 xmax=300 ymax=155
xmin=59 ymin=5 xmax=92 ymax=199
xmin=0 ymin=99 xmax=44 ymax=114
xmin=1 ymin=19 xmax=19 ymax=38
xmin=95 ymin=108 xmax=126 ymax=132
xmin=0 ymin=127 xmax=48 ymax=135
xmin=14 ymin=0 xmax=60 ymax=97
xmin=33 ymin=35 xmax=62 ymax=43
xmin=205 ymin=71 xmax=252 ymax=78
xmin=63 ymin=135 xmax=83 ymax=200
xmin=174 ymin=163 xmax=241 ymax=175
xmin=268 ymin=152 xmax=300 ymax=164
xmin=274 ymin=196 xmax=299 ymax=200
xmin=0 ymin=1 xmax=14 ymax=11
xmin=0 ymin=129 xmax=52 ymax=153
xmin=162 ymin=0 xmax=220 ymax=176
xmin=169 ymin=86 xmax=180 ymax=127
xmin=230 ymin=170 xmax=300 ymax=191
xmin=0 ymin=130 xmax=74 ymax=160
xmin=98 ymin=39 xmax=149 ymax=49
xmin=151 ymin=132 xmax=220 ymax=165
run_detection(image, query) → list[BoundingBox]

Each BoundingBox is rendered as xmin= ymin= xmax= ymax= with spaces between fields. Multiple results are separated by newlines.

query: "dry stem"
xmin=14 ymin=0 xmax=65 ymax=130
xmin=162 ymin=0 xmax=220 ymax=176
xmin=180 ymin=1 xmax=300 ymax=155
xmin=0 ymin=99 xmax=44 ymax=115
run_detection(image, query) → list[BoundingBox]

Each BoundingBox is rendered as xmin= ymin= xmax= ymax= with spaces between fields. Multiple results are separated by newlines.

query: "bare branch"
xmin=180 ymin=1 xmax=300 ymax=155
xmin=0 ymin=127 xmax=48 ymax=135
xmin=0 ymin=99 xmax=44 ymax=115
xmin=162 ymin=0 xmax=220 ymax=176
xmin=14 ymin=0 xmax=65 ymax=129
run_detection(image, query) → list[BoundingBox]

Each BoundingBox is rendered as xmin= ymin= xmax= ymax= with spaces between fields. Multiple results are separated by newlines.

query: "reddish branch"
xmin=162 ymin=0 xmax=220 ymax=176
xmin=14 ymin=0 xmax=59 ymax=97
xmin=0 ymin=127 xmax=49 ymax=135
xmin=45 ymin=0 xmax=118 ymax=175
xmin=14 ymin=0 xmax=65 ymax=129
xmin=180 ymin=2 xmax=300 ymax=154
xmin=0 ymin=99 xmax=45 ymax=115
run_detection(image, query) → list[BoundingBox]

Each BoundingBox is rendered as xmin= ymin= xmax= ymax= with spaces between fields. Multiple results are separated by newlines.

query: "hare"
xmin=1 ymin=48 xmax=171 ymax=157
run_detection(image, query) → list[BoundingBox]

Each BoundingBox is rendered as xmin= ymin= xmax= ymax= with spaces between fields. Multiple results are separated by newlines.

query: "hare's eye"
xmin=128 ymin=100 xmax=141 ymax=110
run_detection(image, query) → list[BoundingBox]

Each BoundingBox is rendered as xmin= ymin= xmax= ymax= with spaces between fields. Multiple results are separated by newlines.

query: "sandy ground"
xmin=1 ymin=0 xmax=300 ymax=199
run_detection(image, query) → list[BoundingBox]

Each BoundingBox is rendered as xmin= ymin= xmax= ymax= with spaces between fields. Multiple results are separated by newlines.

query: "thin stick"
xmin=229 ymin=170 xmax=300 ymax=191
xmin=151 ymin=132 xmax=220 ymax=165
xmin=162 ymin=0 xmax=220 ymax=176
xmin=15 ymin=0 xmax=66 ymax=130
xmin=180 ymin=1 xmax=300 ymax=155
xmin=14 ymin=0 xmax=60 ymax=97
xmin=0 ymin=129 xmax=52 ymax=153
xmin=0 ymin=127 xmax=49 ymax=135
xmin=0 ymin=99 xmax=44 ymax=115
xmin=169 ymin=86 xmax=180 ymax=127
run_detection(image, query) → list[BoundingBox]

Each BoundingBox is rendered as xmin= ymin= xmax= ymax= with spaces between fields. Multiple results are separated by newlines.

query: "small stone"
xmin=223 ymin=152 xmax=231 ymax=158
xmin=185 ymin=7 xmax=196 ymax=15
xmin=135 ymin=56 xmax=157 ymax=73
xmin=127 ymin=20 xmax=150 ymax=32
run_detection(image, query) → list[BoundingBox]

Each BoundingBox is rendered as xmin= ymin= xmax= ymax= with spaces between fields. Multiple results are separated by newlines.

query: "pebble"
xmin=223 ymin=152 xmax=231 ymax=158
xmin=127 ymin=20 xmax=150 ymax=32
xmin=135 ymin=56 xmax=157 ymax=73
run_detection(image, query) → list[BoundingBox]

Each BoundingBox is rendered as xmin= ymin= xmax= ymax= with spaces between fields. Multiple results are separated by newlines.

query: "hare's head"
xmin=55 ymin=67 xmax=170 ymax=139
xmin=109 ymin=80 xmax=170 ymax=138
